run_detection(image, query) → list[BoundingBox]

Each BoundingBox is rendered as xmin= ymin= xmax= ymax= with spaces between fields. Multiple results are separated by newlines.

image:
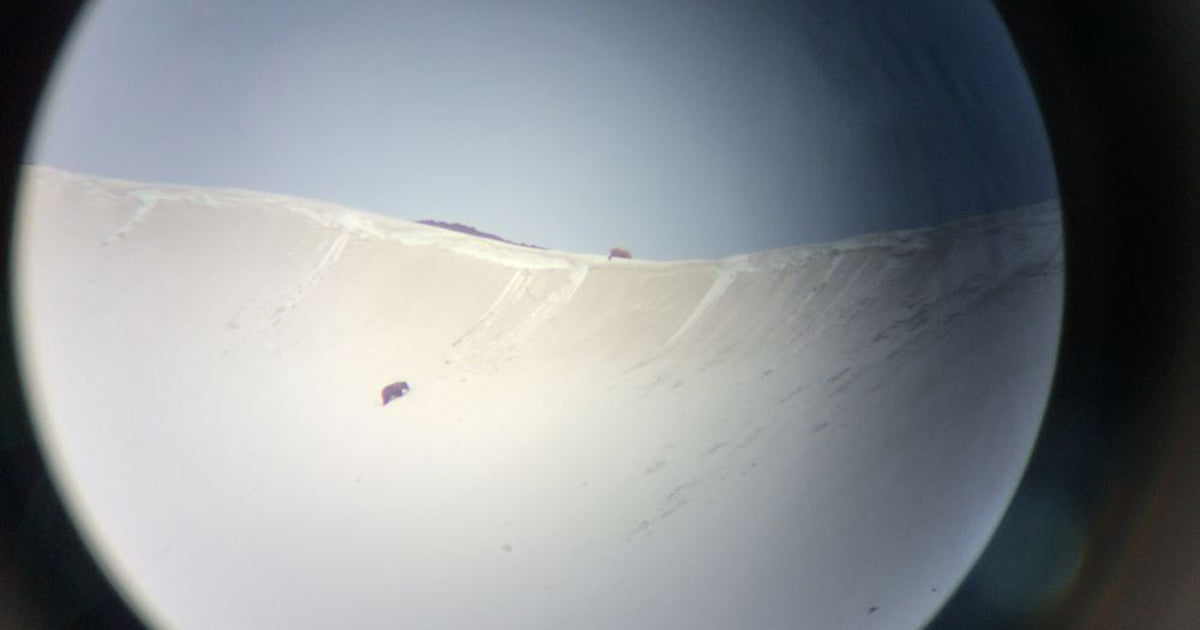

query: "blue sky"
xmin=28 ymin=0 xmax=1056 ymax=260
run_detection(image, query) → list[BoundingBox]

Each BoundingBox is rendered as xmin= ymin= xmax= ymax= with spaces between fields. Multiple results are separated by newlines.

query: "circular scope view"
xmin=15 ymin=1 xmax=1061 ymax=628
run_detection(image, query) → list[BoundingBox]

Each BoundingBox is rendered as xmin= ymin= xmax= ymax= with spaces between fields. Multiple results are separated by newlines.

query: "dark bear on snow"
xmin=381 ymin=381 xmax=410 ymax=405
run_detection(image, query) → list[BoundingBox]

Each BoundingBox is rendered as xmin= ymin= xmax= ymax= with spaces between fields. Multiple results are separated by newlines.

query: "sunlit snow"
xmin=15 ymin=166 xmax=1061 ymax=629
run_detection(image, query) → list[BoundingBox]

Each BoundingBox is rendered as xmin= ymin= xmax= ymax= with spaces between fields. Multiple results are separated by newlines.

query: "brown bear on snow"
xmin=381 ymin=381 xmax=410 ymax=405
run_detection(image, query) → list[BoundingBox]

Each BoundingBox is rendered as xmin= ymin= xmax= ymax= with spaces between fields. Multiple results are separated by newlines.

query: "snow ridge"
xmin=269 ymin=232 xmax=348 ymax=324
xmin=102 ymin=189 xmax=161 ymax=245
xmin=663 ymin=268 xmax=737 ymax=348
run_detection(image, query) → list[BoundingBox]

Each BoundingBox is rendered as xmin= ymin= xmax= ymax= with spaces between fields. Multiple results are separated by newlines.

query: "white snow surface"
xmin=14 ymin=166 xmax=1063 ymax=629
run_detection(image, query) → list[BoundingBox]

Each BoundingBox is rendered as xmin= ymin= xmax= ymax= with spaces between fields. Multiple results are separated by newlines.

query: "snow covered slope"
xmin=14 ymin=166 xmax=1063 ymax=629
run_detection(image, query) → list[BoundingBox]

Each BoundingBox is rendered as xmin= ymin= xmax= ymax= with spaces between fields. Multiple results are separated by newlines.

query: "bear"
xmin=381 ymin=381 xmax=410 ymax=405
xmin=608 ymin=247 xmax=632 ymax=261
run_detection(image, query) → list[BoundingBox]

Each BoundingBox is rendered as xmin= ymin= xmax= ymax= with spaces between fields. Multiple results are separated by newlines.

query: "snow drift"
xmin=14 ymin=167 xmax=1063 ymax=629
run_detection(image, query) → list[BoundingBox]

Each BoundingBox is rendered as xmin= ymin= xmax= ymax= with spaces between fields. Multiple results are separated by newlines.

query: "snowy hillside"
xmin=14 ymin=166 xmax=1062 ymax=629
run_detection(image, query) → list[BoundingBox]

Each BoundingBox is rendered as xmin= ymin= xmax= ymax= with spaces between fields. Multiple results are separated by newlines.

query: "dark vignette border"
xmin=929 ymin=3 xmax=1200 ymax=629
xmin=1 ymin=2 xmax=1199 ymax=629
xmin=0 ymin=2 xmax=145 ymax=628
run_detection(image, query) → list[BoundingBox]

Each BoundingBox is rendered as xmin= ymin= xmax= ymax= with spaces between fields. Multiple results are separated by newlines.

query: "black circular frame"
xmin=2 ymin=2 xmax=1199 ymax=628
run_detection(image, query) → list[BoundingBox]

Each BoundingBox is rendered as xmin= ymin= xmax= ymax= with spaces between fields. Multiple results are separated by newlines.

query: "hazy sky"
xmin=28 ymin=0 xmax=1056 ymax=260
